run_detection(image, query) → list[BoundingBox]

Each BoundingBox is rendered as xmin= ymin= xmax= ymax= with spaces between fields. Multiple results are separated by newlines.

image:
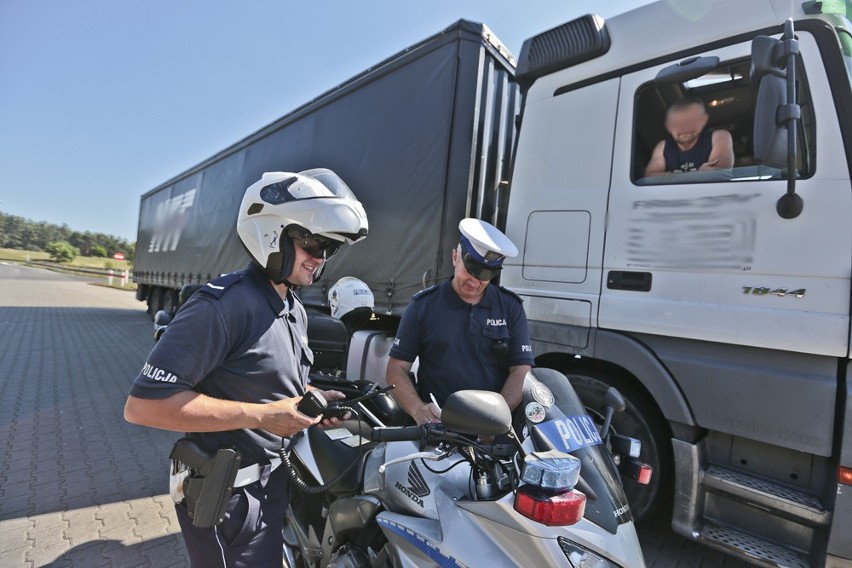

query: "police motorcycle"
xmin=281 ymin=367 xmax=648 ymax=568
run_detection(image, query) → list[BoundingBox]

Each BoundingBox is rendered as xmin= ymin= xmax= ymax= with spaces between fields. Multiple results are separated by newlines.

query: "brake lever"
xmin=378 ymin=446 xmax=451 ymax=473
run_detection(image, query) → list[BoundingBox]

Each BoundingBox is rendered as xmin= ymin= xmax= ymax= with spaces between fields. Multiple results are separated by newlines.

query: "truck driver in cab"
xmin=644 ymin=97 xmax=734 ymax=176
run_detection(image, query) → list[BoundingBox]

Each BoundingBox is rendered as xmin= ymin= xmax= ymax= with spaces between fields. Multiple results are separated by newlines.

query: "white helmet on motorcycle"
xmin=328 ymin=277 xmax=374 ymax=320
xmin=237 ymin=168 xmax=368 ymax=284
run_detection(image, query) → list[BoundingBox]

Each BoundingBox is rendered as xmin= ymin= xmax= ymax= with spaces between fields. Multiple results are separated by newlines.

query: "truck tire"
xmin=161 ymin=289 xmax=179 ymax=316
xmin=147 ymin=287 xmax=164 ymax=320
xmin=553 ymin=367 xmax=672 ymax=521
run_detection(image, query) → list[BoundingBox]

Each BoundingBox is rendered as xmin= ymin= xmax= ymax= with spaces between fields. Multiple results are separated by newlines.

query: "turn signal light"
xmin=514 ymin=485 xmax=586 ymax=526
xmin=839 ymin=466 xmax=852 ymax=486
xmin=637 ymin=464 xmax=653 ymax=485
xmin=625 ymin=460 xmax=653 ymax=485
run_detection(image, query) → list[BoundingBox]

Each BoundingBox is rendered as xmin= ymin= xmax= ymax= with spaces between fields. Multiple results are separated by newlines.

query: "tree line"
xmin=0 ymin=211 xmax=135 ymax=260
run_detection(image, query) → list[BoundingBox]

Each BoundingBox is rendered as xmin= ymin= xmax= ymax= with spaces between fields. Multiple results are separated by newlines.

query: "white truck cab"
xmin=501 ymin=0 xmax=852 ymax=565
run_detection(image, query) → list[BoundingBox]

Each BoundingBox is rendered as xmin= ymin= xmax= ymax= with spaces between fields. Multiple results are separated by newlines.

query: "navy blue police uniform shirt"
xmin=129 ymin=263 xmax=313 ymax=466
xmin=389 ymin=278 xmax=534 ymax=407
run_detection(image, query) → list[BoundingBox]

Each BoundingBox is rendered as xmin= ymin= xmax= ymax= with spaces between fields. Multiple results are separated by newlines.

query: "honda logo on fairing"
xmin=407 ymin=462 xmax=430 ymax=497
xmin=394 ymin=462 xmax=430 ymax=507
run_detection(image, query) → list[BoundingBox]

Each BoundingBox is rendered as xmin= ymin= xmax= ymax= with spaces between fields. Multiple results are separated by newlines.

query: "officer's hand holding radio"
xmin=296 ymin=389 xmax=351 ymax=428
xmin=256 ymin=397 xmax=320 ymax=437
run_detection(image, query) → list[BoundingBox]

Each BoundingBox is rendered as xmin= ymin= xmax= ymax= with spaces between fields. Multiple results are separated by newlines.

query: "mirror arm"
xmin=600 ymin=406 xmax=616 ymax=439
xmin=777 ymin=19 xmax=804 ymax=219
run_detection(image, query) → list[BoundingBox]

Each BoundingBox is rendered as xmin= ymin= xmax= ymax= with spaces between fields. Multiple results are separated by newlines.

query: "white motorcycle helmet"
xmin=237 ymin=168 xmax=368 ymax=284
xmin=328 ymin=277 xmax=374 ymax=320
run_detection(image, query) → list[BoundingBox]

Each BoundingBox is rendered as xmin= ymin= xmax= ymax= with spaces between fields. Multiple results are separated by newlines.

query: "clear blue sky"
xmin=0 ymin=1 xmax=646 ymax=242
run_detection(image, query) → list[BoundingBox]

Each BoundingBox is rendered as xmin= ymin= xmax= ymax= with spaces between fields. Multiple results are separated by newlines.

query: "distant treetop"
xmin=0 ymin=210 xmax=135 ymax=259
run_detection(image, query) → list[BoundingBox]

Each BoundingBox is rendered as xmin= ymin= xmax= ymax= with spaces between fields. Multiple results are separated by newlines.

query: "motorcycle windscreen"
xmin=522 ymin=368 xmax=632 ymax=534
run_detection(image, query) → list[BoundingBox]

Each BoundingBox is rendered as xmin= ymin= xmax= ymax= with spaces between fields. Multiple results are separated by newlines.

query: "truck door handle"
xmin=607 ymin=271 xmax=652 ymax=292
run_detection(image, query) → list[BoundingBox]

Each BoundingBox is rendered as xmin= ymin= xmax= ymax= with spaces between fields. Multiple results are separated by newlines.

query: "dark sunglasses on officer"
xmin=286 ymin=227 xmax=342 ymax=260
xmin=461 ymin=249 xmax=504 ymax=281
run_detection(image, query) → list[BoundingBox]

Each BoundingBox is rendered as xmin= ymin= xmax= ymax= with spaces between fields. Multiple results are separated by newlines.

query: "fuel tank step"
xmin=704 ymin=466 xmax=829 ymax=527
xmin=671 ymin=440 xmax=828 ymax=568
xmin=697 ymin=522 xmax=810 ymax=568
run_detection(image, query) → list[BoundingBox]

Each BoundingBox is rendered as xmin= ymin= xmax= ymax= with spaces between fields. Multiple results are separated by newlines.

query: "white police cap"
xmin=458 ymin=218 xmax=518 ymax=267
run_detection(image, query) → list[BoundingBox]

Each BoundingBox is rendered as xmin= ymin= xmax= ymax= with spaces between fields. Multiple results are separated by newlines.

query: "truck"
xmin=133 ymin=19 xmax=518 ymax=317
xmin=134 ymin=1 xmax=852 ymax=565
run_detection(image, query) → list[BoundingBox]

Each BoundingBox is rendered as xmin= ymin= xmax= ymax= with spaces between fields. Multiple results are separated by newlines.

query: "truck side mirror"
xmin=751 ymin=19 xmax=803 ymax=219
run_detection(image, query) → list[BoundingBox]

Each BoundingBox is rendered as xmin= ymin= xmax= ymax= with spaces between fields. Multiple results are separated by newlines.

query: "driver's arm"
xmin=644 ymin=140 xmax=668 ymax=177
xmin=700 ymin=129 xmax=734 ymax=170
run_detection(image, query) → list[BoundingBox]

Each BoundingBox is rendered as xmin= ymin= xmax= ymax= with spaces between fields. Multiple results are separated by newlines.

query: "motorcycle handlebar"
xmin=370 ymin=426 xmax=424 ymax=443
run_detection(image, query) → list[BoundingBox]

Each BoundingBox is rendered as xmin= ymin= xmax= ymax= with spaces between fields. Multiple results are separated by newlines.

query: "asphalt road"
xmin=0 ymin=262 xmax=752 ymax=567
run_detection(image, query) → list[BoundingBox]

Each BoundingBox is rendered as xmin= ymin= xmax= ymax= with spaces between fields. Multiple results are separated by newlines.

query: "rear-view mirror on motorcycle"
xmin=441 ymin=390 xmax=512 ymax=436
xmin=153 ymin=310 xmax=172 ymax=327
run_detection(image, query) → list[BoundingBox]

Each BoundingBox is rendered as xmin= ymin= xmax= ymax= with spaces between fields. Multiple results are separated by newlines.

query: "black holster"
xmin=169 ymin=438 xmax=241 ymax=528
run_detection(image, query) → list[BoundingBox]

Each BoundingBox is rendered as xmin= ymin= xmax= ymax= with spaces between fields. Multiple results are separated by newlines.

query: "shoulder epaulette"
xmin=496 ymin=285 xmax=523 ymax=303
xmin=412 ymin=284 xmax=440 ymax=301
xmin=198 ymin=271 xmax=244 ymax=299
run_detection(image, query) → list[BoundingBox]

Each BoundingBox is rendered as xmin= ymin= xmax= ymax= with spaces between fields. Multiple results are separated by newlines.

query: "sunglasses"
xmin=461 ymin=252 xmax=502 ymax=281
xmin=286 ymin=228 xmax=342 ymax=260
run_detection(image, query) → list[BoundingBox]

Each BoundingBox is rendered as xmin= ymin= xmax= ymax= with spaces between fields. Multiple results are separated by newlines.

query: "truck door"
xmin=502 ymin=78 xmax=619 ymax=349
xmin=601 ymin=33 xmax=851 ymax=360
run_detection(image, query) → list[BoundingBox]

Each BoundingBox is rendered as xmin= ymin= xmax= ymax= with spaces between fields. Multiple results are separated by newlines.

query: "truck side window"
xmin=632 ymin=56 xmax=815 ymax=185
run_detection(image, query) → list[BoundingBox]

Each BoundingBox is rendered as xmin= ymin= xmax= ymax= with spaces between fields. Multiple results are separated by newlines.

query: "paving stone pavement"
xmin=0 ymin=262 xmax=189 ymax=567
xmin=0 ymin=261 xmax=753 ymax=567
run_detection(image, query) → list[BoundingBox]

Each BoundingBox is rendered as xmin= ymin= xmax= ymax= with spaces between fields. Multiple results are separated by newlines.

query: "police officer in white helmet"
xmin=125 ymin=168 xmax=367 ymax=567
xmin=387 ymin=218 xmax=534 ymax=425
xmin=329 ymin=276 xmax=375 ymax=333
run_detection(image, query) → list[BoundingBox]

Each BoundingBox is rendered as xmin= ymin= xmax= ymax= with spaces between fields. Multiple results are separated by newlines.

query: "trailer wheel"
xmin=147 ymin=287 xmax=164 ymax=320
xmin=161 ymin=289 xmax=179 ymax=316
xmin=555 ymin=368 xmax=672 ymax=521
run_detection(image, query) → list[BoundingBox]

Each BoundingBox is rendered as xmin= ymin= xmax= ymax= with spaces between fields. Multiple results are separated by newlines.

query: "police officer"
xmin=387 ymin=218 xmax=534 ymax=425
xmin=328 ymin=276 xmax=375 ymax=335
xmin=124 ymin=168 xmax=368 ymax=567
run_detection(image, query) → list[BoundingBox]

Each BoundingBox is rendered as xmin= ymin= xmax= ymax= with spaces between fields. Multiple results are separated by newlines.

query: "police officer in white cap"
xmin=387 ymin=218 xmax=534 ymax=425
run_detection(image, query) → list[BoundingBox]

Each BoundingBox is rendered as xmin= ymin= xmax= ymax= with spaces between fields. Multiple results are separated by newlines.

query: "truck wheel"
xmin=147 ymin=287 xmax=164 ymax=320
xmin=557 ymin=368 xmax=672 ymax=521
xmin=161 ymin=289 xmax=179 ymax=316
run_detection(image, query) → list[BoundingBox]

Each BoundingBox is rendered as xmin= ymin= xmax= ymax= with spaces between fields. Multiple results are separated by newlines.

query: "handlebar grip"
xmin=370 ymin=426 xmax=423 ymax=442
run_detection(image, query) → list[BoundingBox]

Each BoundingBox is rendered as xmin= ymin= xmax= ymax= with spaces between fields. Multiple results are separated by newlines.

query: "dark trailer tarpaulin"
xmin=134 ymin=20 xmax=518 ymax=316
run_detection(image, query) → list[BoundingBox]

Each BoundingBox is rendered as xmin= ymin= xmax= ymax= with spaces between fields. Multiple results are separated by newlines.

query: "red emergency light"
xmin=514 ymin=485 xmax=586 ymax=526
